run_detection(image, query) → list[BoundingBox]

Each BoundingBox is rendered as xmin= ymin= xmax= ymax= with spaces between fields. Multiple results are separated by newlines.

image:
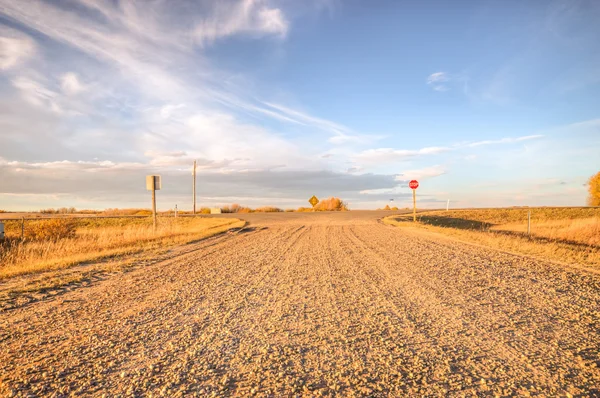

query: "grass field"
xmin=0 ymin=216 xmax=244 ymax=280
xmin=384 ymin=208 xmax=600 ymax=268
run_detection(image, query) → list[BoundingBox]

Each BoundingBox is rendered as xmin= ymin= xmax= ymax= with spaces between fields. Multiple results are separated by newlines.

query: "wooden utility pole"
xmin=193 ymin=160 xmax=197 ymax=215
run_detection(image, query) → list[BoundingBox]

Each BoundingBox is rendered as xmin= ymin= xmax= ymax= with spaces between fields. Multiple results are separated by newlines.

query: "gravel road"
xmin=1 ymin=211 xmax=599 ymax=397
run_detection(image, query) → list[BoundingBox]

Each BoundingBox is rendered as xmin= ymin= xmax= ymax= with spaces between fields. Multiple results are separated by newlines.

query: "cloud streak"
xmin=355 ymin=146 xmax=450 ymax=163
xmin=465 ymin=134 xmax=544 ymax=147
xmin=427 ymin=71 xmax=449 ymax=91
xmin=355 ymin=134 xmax=544 ymax=165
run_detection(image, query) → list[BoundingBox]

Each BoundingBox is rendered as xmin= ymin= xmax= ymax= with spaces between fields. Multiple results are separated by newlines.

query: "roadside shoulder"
xmin=382 ymin=216 xmax=600 ymax=276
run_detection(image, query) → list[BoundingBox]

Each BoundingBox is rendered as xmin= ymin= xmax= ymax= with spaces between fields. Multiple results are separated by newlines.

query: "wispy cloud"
xmin=11 ymin=75 xmax=62 ymax=113
xmin=427 ymin=71 xmax=449 ymax=91
xmin=262 ymin=101 xmax=374 ymax=144
xmin=355 ymin=146 xmax=450 ymax=163
xmin=396 ymin=165 xmax=446 ymax=181
xmin=0 ymin=26 xmax=36 ymax=70
xmin=465 ymin=134 xmax=544 ymax=147
xmin=60 ymin=73 xmax=87 ymax=96
xmin=355 ymin=134 xmax=544 ymax=166
xmin=0 ymin=0 xmax=356 ymax=171
xmin=194 ymin=0 xmax=289 ymax=46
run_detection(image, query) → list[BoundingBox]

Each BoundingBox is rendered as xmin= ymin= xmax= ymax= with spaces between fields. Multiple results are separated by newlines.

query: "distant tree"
xmin=588 ymin=171 xmax=600 ymax=206
xmin=314 ymin=197 xmax=348 ymax=211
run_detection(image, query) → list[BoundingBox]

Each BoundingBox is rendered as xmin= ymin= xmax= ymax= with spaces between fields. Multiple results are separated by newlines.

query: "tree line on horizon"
xmin=6 ymin=197 xmax=350 ymax=215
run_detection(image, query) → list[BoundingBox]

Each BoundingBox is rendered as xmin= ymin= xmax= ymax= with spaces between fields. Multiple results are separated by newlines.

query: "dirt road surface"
xmin=1 ymin=211 xmax=599 ymax=397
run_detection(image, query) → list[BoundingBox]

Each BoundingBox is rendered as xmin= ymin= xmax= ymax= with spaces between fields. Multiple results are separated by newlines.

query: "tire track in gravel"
xmin=335 ymin=225 xmax=476 ymax=396
xmin=341 ymin=225 xmax=548 ymax=395
xmin=372 ymin=225 xmax=600 ymax=385
xmin=156 ymin=225 xmax=310 ymax=397
xmin=343 ymin=223 xmax=600 ymax=396
xmin=323 ymin=225 xmax=445 ymax=397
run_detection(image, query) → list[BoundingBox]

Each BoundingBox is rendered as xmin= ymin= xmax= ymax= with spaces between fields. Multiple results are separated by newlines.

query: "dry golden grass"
xmin=254 ymin=206 xmax=283 ymax=213
xmin=493 ymin=217 xmax=600 ymax=246
xmin=0 ymin=217 xmax=244 ymax=280
xmin=220 ymin=204 xmax=283 ymax=213
xmin=383 ymin=208 xmax=600 ymax=268
xmin=102 ymin=208 xmax=152 ymax=216
xmin=430 ymin=207 xmax=600 ymax=224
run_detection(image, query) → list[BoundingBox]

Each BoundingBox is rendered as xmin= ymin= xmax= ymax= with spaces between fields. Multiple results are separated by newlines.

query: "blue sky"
xmin=0 ymin=0 xmax=599 ymax=211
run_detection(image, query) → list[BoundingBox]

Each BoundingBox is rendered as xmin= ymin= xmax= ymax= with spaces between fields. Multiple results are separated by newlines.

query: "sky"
xmin=1 ymin=0 xmax=599 ymax=211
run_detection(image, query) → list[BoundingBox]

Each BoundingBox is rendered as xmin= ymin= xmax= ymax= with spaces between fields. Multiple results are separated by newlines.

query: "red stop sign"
xmin=409 ymin=180 xmax=419 ymax=189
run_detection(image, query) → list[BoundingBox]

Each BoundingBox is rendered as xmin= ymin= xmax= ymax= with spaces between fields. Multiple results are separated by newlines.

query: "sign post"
xmin=192 ymin=160 xmax=197 ymax=215
xmin=409 ymin=180 xmax=419 ymax=222
xmin=146 ymin=175 xmax=161 ymax=232
xmin=308 ymin=195 xmax=319 ymax=211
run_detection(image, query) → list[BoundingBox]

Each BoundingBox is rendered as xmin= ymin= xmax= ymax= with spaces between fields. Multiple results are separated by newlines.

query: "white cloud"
xmin=249 ymin=101 xmax=382 ymax=145
xmin=263 ymin=101 xmax=351 ymax=138
xmin=0 ymin=27 xmax=35 ymax=70
xmin=354 ymin=134 xmax=545 ymax=167
xmin=0 ymin=154 xmax=401 ymax=210
xmin=194 ymin=0 xmax=289 ymax=46
xmin=60 ymin=73 xmax=86 ymax=95
xmin=465 ymin=134 xmax=543 ymax=147
xmin=427 ymin=72 xmax=447 ymax=84
xmin=355 ymin=146 xmax=450 ymax=163
xmin=395 ymin=165 xmax=446 ymax=180
xmin=359 ymin=187 xmax=398 ymax=195
xmin=427 ymin=71 xmax=449 ymax=91
xmin=11 ymin=76 xmax=62 ymax=112
xmin=159 ymin=103 xmax=186 ymax=119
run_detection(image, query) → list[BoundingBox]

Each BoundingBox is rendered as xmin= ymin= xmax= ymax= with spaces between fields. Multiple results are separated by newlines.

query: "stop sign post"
xmin=409 ymin=180 xmax=419 ymax=222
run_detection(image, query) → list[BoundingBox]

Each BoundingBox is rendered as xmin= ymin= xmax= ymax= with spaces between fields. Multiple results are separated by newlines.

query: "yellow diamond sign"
xmin=308 ymin=195 xmax=319 ymax=207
